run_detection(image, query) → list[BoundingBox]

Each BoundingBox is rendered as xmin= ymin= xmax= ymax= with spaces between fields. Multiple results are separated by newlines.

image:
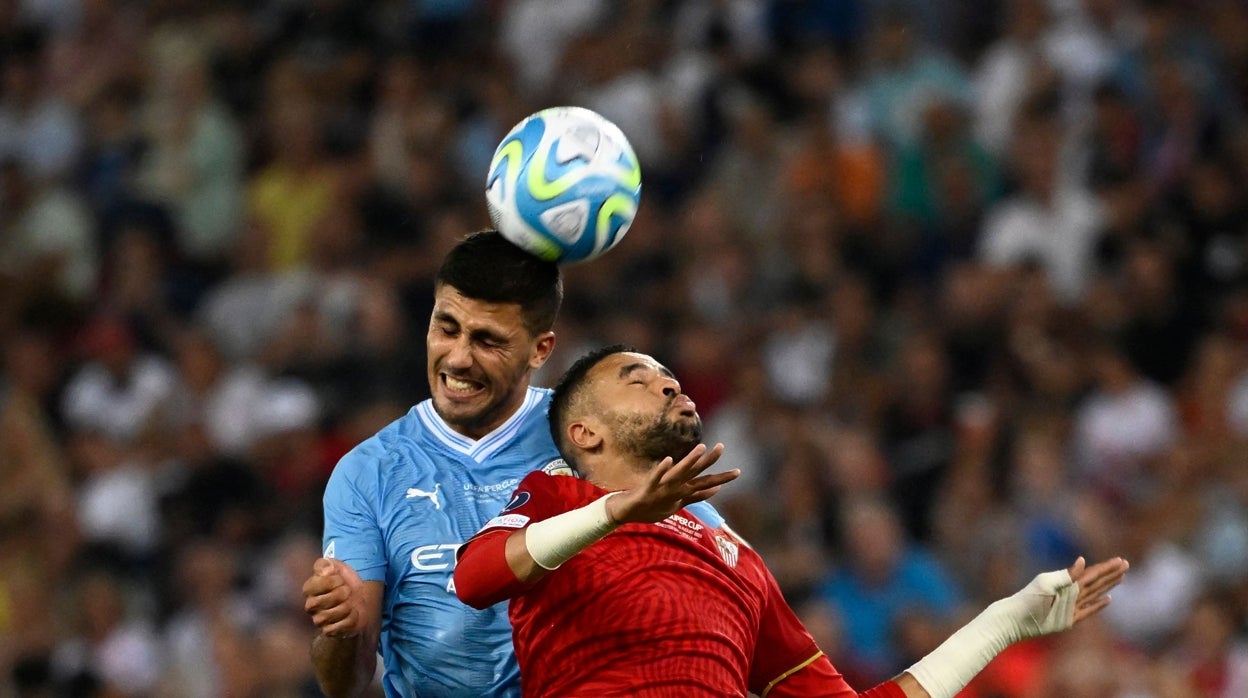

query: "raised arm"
xmin=899 ymin=555 xmax=1129 ymax=698
xmin=761 ymin=556 xmax=1128 ymax=698
xmin=455 ymin=443 xmax=735 ymax=608
xmin=303 ymin=558 xmax=385 ymax=698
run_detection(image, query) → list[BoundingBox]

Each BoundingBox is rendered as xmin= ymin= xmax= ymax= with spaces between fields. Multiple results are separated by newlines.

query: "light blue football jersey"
xmin=322 ymin=386 xmax=562 ymax=698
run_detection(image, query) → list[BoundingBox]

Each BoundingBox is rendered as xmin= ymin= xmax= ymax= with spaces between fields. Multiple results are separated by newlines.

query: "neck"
xmin=578 ymin=452 xmax=650 ymax=492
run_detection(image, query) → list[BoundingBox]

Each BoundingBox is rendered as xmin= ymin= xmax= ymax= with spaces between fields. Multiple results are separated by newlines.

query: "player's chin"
xmin=673 ymin=411 xmax=702 ymax=433
xmin=433 ymin=384 xmax=492 ymax=419
xmin=435 ymin=389 xmax=489 ymax=416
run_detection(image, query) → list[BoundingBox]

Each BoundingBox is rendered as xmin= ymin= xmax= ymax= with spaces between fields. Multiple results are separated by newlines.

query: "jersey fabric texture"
xmin=461 ymin=470 xmax=905 ymax=698
xmin=321 ymin=386 xmax=561 ymax=698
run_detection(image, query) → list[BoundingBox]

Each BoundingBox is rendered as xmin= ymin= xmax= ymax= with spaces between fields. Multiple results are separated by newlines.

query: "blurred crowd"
xmin=3 ymin=0 xmax=1248 ymax=696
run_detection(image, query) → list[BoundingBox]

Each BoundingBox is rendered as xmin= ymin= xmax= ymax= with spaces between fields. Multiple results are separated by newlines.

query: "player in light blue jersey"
xmin=302 ymin=230 xmax=564 ymax=698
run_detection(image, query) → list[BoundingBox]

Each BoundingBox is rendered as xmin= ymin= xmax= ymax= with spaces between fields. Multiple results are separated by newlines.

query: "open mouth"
xmin=441 ymin=373 xmax=484 ymax=397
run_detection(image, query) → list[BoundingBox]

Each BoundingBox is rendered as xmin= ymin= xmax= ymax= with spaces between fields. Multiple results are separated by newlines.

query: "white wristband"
xmin=906 ymin=569 xmax=1078 ymax=698
xmin=524 ymin=493 xmax=620 ymax=570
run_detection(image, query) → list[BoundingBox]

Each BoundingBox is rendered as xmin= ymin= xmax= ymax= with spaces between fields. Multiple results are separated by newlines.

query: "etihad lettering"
xmin=411 ymin=543 xmax=460 ymax=571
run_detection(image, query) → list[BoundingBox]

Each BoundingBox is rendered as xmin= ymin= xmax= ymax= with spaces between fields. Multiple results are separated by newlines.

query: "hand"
xmin=1068 ymin=555 xmax=1129 ymax=625
xmin=605 ymin=443 xmax=737 ymax=525
xmin=1009 ymin=555 xmax=1129 ymax=639
xmin=303 ymin=557 xmax=368 ymax=638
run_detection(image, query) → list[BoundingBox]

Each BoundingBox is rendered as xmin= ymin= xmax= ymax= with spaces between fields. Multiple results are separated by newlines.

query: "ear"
xmin=529 ymin=331 xmax=556 ymax=370
xmin=566 ymin=417 xmax=603 ymax=452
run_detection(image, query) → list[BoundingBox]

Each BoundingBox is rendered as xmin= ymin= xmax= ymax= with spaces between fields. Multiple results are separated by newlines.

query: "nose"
xmin=658 ymin=375 xmax=681 ymax=398
xmin=443 ymin=336 xmax=473 ymax=370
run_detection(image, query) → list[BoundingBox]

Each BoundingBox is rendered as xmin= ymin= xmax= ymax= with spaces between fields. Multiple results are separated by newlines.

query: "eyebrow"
xmin=432 ymin=309 xmax=457 ymax=325
xmin=618 ymin=362 xmax=674 ymax=380
xmin=433 ymin=310 xmax=510 ymax=344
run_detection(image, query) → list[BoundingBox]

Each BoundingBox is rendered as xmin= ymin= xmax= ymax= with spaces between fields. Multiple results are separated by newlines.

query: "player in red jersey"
xmin=455 ymin=345 xmax=1129 ymax=698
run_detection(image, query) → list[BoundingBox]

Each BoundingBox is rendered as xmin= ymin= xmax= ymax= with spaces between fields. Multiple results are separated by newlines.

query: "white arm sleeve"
xmin=906 ymin=569 xmax=1079 ymax=698
xmin=524 ymin=493 xmax=620 ymax=570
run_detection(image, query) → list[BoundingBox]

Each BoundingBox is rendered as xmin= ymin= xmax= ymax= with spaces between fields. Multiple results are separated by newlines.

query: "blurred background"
xmin=2 ymin=0 xmax=1248 ymax=696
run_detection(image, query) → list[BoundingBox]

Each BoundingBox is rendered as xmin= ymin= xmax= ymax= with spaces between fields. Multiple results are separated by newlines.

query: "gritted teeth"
xmin=444 ymin=374 xmax=481 ymax=392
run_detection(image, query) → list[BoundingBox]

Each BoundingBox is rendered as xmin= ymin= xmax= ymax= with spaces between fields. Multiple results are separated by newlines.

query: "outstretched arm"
xmin=455 ymin=443 xmax=735 ymax=608
xmin=303 ymin=558 xmax=385 ymax=698
xmin=760 ymin=557 xmax=1128 ymax=698
xmin=899 ymin=556 xmax=1129 ymax=698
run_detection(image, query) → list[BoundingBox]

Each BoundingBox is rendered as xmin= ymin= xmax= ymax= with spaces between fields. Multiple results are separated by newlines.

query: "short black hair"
xmin=435 ymin=230 xmax=563 ymax=335
xmin=547 ymin=344 xmax=635 ymax=465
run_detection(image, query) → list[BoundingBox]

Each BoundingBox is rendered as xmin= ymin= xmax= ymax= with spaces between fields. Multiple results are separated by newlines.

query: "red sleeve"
xmin=454 ymin=530 xmax=530 ymax=609
xmin=750 ymin=568 xmax=906 ymax=698
xmin=761 ymin=655 xmax=905 ymax=698
xmin=453 ymin=471 xmax=574 ymax=609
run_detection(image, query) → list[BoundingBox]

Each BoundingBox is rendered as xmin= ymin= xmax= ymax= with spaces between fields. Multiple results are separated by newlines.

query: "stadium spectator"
xmin=0 ymin=2 xmax=1244 ymax=694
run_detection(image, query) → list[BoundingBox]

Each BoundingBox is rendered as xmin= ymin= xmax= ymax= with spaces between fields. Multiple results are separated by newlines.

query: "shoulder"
xmin=515 ymin=469 xmax=559 ymax=492
xmin=530 ymin=385 xmax=554 ymax=403
xmin=685 ymin=501 xmax=726 ymax=530
xmin=477 ymin=470 xmax=592 ymax=532
xmin=518 ymin=386 xmax=555 ymax=433
xmin=329 ymin=408 xmax=422 ymax=481
xmin=516 ymin=468 xmax=598 ymax=502
xmin=538 ymin=456 xmax=577 ymax=478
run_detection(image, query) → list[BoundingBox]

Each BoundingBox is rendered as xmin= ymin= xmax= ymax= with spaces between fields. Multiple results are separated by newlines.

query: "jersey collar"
xmin=417 ymin=386 xmax=543 ymax=463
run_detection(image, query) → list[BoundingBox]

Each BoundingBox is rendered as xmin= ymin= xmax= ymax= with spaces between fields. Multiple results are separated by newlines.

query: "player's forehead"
xmin=432 ymin=285 xmax=527 ymax=334
xmin=591 ymin=352 xmax=673 ymax=383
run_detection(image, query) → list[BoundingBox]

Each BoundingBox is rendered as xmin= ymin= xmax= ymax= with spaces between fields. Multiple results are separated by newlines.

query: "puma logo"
xmin=406 ymin=483 xmax=441 ymax=509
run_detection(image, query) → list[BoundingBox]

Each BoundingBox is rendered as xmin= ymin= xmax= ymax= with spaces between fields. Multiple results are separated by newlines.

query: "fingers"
xmin=320 ymin=607 xmax=362 ymax=638
xmin=1070 ymin=557 xmax=1129 ymax=626
xmin=1077 ymin=557 xmax=1129 ymax=589
xmin=1065 ymin=555 xmax=1086 ymax=581
xmin=314 ymin=557 xmax=336 ymax=576
xmin=308 ymin=594 xmax=353 ymax=626
xmin=663 ymin=443 xmax=725 ymax=484
xmin=686 ymin=469 xmax=740 ymax=493
xmin=1083 ymin=556 xmax=1130 ymax=579
xmin=646 ymin=456 xmax=676 ymax=488
xmin=681 ymin=486 xmax=722 ymax=504
xmin=673 ymin=469 xmax=738 ymax=507
xmin=303 ymin=558 xmax=362 ymax=629
xmin=304 ymin=581 xmax=354 ymax=629
xmin=302 ymin=570 xmax=340 ymax=598
xmin=304 ymin=574 xmax=348 ymax=606
xmin=1076 ymin=558 xmax=1128 ymax=603
xmin=1072 ymin=596 xmax=1112 ymax=624
xmin=307 ymin=557 xmax=354 ymax=589
xmin=623 ymin=444 xmax=730 ymax=521
xmin=658 ymin=444 xmax=709 ymax=484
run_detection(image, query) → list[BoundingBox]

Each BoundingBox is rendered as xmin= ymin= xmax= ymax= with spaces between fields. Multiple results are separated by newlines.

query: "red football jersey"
xmin=460 ymin=471 xmax=903 ymax=698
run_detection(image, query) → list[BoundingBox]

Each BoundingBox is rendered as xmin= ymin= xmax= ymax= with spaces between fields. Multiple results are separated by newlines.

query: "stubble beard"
xmin=610 ymin=403 xmax=703 ymax=468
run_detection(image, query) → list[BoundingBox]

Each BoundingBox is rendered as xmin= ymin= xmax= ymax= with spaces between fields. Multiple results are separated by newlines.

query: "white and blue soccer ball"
xmin=486 ymin=106 xmax=641 ymax=264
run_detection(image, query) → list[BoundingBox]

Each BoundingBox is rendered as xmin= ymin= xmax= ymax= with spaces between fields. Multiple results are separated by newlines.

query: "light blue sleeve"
xmin=685 ymin=501 xmax=724 ymax=529
xmin=322 ymin=437 xmax=390 ymax=582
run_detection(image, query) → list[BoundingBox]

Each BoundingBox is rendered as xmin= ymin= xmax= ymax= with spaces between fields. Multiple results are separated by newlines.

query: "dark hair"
xmin=547 ymin=344 xmax=635 ymax=464
xmin=435 ymin=230 xmax=563 ymax=335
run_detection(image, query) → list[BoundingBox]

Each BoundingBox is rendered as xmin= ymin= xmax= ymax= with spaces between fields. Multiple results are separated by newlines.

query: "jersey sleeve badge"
xmin=541 ymin=458 xmax=578 ymax=477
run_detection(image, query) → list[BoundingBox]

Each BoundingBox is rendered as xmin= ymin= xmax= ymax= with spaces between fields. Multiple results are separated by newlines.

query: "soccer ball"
xmin=485 ymin=106 xmax=641 ymax=264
